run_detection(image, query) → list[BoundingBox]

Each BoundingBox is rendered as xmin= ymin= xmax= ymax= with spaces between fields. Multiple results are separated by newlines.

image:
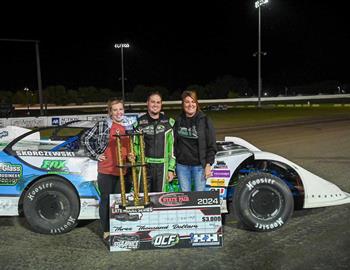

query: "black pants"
xmin=97 ymin=172 xmax=131 ymax=232
xmin=140 ymin=163 xmax=165 ymax=192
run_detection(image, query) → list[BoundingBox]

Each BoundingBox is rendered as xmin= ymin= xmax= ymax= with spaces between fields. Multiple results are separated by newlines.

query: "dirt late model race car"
xmin=0 ymin=121 xmax=349 ymax=234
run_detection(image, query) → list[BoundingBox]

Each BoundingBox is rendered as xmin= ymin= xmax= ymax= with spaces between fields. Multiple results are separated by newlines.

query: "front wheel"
xmin=23 ymin=177 xmax=80 ymax=234
xmin=233 ymin=172 xmax=294 ymax=232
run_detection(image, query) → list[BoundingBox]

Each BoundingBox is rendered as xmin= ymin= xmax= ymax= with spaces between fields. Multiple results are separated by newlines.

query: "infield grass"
xmin=165 ymin=105 xmax=350 ymax=129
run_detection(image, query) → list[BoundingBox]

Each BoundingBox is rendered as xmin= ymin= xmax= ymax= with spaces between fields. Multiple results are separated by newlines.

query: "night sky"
xmin=1 ymin=1 xmax=349 ymax=94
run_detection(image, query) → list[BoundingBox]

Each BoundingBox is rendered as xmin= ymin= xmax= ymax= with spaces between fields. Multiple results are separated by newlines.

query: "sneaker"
xmin=103 ymin=232 xmax=110 ymax=240
xmin=103 ymin=232 xmax=110 ymax=247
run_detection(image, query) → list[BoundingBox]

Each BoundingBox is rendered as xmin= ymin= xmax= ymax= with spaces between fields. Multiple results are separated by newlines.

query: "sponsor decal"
xmin=0 ymin=163 xmax=22 ymax=172
xmin=50 ymin=216 xmax=76 ymax=234
xmin=0 ymin=163 xmax=22 ymax=185
xmin=0 ymin=131 xmax=9 ymax=139
xmin=11 ymin=118 xmax=45 ymax=128
xmin=152 ymin=234 xmax=179 ymax=248
xmin=158 ymin=193 xmax=190 ymax=207
xmin=52 ymin=116 xmax=80 ymax=126
xmin=255 ymin=218 xmax=284 ymax=230
xmin=190 ymin=233 xmax=220 ymax=246
xmin=209 ymin=187 xmax=226 ymax=196
xmin=213 ymin=160 xmax=227 ymax=169
xmin=210 ymin=179 xmax=225 ymax=186
xmin=111 ymin=235 xmax=140 ymax=250
xmin=61 ymin=117 xmax=79 ymax=125
xmin=16 ymin=150 xmax=76 ymax=157
xmin=155 ymin=125 xmax=165 ymax=133
xmin=246 ymin=177 xmax=275 ymax=191
xmin=41 ymin=160 xmax=68 ymax=172
xmin=140 ymin=125 xmax=154 ymax=135
xmin=212 ymin=170 xmax=230 ymax=178
xmin=139 ymin=119 xmax=148 ymax=125
xmin=52 ymin=117 xmax=60 ymax=126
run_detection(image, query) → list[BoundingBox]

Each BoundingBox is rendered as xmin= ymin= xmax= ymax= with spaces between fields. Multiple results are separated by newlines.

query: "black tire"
xmin=23 ymin=177 xmax=80 ymax=234
xmin=233 ymin=172 xmax=293 ymax=232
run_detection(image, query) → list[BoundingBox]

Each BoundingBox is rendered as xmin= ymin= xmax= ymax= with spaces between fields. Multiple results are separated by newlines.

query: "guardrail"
xmin=12 ymin=94 xmax=350 ymax=111
xmin=2 ymin=94 xmax=349 ymax=128
xmin=0 ymin=113 xmax=139 ymax=128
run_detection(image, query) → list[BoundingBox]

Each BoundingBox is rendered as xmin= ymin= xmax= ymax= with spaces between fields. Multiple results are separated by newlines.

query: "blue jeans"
xmin=176 ymin=163 xmax=206 ymax=191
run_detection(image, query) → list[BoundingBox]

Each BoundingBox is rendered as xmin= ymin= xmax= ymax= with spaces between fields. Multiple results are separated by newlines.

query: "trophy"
xmin=115 ymin=131 xmax=150 ymax=209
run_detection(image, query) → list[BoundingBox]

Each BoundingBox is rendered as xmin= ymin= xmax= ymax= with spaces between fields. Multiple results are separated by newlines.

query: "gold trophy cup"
xmin=115 ymin=131 xmax=150 ymax=209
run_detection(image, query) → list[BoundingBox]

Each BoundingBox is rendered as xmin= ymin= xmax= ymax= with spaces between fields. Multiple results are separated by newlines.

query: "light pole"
xmin=114 ymin=43 xmax=130 ymax=101
xmin=0 ymin=39 xmax=44 ymax=115
xmin=255 ymin=0 xmax=269 ymax=108
xmin=24 ymin=87 xmax=30 ymax=115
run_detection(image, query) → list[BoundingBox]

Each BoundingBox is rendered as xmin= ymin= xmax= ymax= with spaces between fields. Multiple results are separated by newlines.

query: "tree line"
xmin=0 ymin=75 xmax=250 ymax=105
xmin=1 ymin=76 xmax=346 ymax=106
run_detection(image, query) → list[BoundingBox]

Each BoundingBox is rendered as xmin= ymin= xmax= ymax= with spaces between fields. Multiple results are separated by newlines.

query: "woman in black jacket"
xmin=174 ymin=90 xmax=217 ymax=191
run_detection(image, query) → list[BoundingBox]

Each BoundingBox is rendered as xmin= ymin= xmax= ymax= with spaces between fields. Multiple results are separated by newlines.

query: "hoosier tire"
xmin=233 ymin=172 xmax=294 ymax=232
xmin=23 ymin=177 xmax=80 ymax=234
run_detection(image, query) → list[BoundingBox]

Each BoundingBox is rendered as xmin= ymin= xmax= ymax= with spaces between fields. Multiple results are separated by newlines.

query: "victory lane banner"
xmin=109 ymin=191 xmax=223 ymax=252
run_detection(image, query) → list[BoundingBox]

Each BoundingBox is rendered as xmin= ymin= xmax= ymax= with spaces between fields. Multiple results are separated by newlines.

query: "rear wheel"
xmin=23 ymin=177 xmax=80 ymax=234
xmin=233 ymin=172 xmax=293 ymax=232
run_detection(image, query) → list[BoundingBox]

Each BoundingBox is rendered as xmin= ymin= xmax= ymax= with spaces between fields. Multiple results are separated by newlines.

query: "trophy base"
xmin=121 ymin=198 xmax=152 ymax=210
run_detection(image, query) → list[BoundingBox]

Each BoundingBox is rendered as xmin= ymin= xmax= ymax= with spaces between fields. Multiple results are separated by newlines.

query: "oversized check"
xmin=109 ymin=191 xmax=223 ymax=251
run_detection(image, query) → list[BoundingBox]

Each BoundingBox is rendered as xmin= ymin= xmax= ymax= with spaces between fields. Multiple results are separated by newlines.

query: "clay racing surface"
xmin=0 ymin=119 xmax=349 ymax=270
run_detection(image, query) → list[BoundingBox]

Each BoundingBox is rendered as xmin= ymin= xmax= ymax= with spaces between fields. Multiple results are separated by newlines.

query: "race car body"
xmin=0 ymin=122 xmax=101 ymax=234
xmin=207 ymin=136 xmax=350 ymax=231
xmin=0 ymin=122 xmax=349 ymax=234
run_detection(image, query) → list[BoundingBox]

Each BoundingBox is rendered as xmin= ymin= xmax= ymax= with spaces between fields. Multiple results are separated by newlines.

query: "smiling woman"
xmin=80 ymin=98 xmax=135 ymax=242
xmin=174 ymin=90 xmax=217 ymax=192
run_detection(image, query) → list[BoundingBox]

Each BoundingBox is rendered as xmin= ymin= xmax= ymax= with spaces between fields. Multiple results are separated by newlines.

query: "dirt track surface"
xmin=1 ymin=119 xmax=349 ymax=270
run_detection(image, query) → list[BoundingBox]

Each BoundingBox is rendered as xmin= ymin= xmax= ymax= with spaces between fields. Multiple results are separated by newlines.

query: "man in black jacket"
xmin=134 ymin=92 xmax=175 ymax=192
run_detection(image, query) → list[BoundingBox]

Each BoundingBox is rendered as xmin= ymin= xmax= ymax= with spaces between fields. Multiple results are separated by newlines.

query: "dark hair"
xmin=181 ymin=90 xmax=200 ymax=112
xmin=147 ymin=91 xmax=162 ymax=102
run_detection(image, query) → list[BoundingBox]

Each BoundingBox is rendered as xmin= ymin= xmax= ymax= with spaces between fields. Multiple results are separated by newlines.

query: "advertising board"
xmin=109 ymin=191 xmax=223 ymax=251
